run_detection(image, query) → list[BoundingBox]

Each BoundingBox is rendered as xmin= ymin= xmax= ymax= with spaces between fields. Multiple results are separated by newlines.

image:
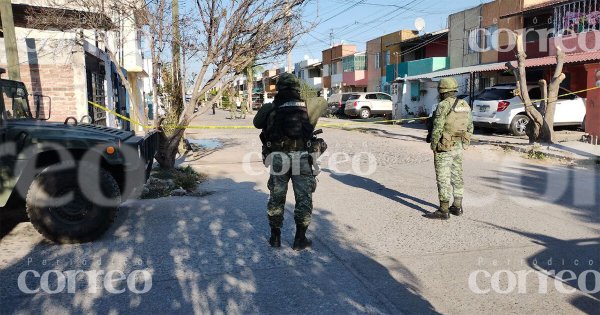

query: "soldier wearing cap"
xmin=426 ymin=77 xmax=473 ymax=220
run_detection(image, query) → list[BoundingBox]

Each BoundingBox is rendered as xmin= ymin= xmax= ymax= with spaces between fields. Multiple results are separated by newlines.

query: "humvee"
xmin=0 ymin=75 xmax=158 ymax=243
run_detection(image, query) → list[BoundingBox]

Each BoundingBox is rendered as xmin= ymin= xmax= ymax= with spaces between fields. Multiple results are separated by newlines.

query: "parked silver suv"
xmin=344 ymin=92 xmax=393 ymax=119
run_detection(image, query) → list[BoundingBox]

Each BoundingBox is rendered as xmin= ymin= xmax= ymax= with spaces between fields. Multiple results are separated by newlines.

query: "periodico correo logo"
xmin=17 ymin=269 xmax=153 ymax=294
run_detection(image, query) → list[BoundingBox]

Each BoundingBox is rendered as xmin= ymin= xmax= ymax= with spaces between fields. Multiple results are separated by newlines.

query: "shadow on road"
xmin=480 ymin=163 xmax=600 ymax=225
xmin=481 ymin=223 xmax=600 ymax=313
xmin=324 ymin=169 xmax=437 ymax=215
xmin=0 ymin=207 xmax=28 ymax=241
xmin=0 ymin=177 xmax=440 ymax=314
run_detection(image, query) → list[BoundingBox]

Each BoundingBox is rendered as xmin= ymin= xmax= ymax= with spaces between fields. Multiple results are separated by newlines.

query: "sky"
xmin=275 ymin=0 xmax=488 ymax=68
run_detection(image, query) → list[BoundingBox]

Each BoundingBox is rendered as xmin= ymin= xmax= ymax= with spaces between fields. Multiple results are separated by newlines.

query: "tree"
xmin=245 ymin=62 xmax=255 ymax=113
xmin=154 ymin=0 xmax=309 ymax=168
xmin=506 ymin=31 xmax=566 ymax=144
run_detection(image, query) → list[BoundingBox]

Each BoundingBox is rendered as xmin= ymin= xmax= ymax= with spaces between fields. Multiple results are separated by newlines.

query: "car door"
xmin=365 ymin=93 xmax=379 ymax=111
xmin=554 ymin=88 xmax=585 ymax=124
xmin=376 ymin=93 xmax=393 ymax=112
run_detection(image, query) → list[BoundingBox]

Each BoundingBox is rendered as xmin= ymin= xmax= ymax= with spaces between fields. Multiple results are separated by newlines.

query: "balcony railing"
xmin=554 ymin=0 xmax=600 ymax=36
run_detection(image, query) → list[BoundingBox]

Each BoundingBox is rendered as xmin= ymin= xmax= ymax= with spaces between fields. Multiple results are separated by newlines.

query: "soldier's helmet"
xmin=438 ymin=77 xmax=459 ymax=93
xmin=276 ymin=73 xmax=302 ymax=92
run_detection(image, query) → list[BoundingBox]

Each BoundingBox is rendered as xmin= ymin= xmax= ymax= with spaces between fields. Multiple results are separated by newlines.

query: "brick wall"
xmin=1 ymin=64 xmax=78 ymax=123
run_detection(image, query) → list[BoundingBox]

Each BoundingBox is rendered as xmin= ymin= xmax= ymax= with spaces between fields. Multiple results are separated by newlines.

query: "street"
xmin=0 ymin=109 xmax=598 ymax=314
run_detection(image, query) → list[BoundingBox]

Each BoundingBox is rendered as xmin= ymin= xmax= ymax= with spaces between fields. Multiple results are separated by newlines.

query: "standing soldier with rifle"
xmin=426 ymin=78 xmax=473 ymax=220
xmin=253 ymin=73 xmax=326 ymax=251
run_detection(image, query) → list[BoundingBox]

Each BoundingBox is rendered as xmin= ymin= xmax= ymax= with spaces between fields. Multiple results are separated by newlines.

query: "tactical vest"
xmin=438 ymin=98 xmax=471 ymax=151
xmin=261 ymin=101 xmax=314 ymax=152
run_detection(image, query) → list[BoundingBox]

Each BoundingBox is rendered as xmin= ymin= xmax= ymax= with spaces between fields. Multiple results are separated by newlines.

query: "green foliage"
xmin=527 ymin=149 xmax=546 ymax=160
xmin=300 ymin=81 xmax=319 ymax=100
xmin=141 ymin=166 xmax=206 ymax=199
xmin=173 ymin=166 xmax=205 ymax=191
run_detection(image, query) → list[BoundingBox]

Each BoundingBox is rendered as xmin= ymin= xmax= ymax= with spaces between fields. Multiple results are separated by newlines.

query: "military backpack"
xmin=437 ymin=98 xmax=471 ymax=152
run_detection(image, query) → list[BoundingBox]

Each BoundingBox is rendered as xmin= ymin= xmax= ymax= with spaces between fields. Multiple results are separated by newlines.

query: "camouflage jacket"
xmin=430 ymin=97 xmax=474 ymax=151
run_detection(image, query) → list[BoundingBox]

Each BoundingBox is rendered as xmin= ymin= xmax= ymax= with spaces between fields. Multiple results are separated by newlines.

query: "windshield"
xmin=348 ymin=94 xmax=361 ymax=101
xmin=2 ymin=85 xmax=32 ymax=119
xmin=476 ymin=88 xmax=516 ymax=101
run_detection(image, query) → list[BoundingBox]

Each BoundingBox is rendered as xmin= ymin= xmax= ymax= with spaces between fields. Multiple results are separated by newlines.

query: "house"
xmin=322 ymin=44 xmax=356 ymax=95
xmin=391 ymin=0 xmax=600 ymax=125
xmin=0 ymin=1 xmax=147 ymax=131
xmin=366 ymin=37 xmax=382 ymax=92
xmin=341 ymin=52 xmax=368 ymax=92
xmin=387 ymin=29 xmax=450 ymax=118
xmin=364 ymin=30 xmax=420 ymax=93
xmin=293 ymin=58 xmax=323 ymax=92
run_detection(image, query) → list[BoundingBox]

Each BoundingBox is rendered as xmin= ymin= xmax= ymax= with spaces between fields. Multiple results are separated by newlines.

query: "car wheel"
xmin=359 ymin=108 xmax=371 ymax=119
xmin=510 ymin=114 xmax=530 ymax=136
xmin=26 ymin=162 xmax=121 ymax=243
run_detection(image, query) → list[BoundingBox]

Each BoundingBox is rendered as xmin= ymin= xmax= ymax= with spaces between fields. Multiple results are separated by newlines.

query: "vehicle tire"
xmin=510 ymin=114 xmax=530 ymax=136
xmin=26 ymin=162 xmax=121 ymax=243
xmin=359 ymin=108 xmax=371 ymax=119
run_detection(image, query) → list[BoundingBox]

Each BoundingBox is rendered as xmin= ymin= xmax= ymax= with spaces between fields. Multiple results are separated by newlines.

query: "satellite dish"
xmin=414 ymin=18 xmax=426 ymax=32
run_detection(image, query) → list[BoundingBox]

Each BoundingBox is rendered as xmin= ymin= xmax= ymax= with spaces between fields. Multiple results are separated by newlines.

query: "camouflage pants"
xmin=267 ymin=152 xmax=317 ymax=228
xmin=434 ymin=142 xmax=464 ymax=203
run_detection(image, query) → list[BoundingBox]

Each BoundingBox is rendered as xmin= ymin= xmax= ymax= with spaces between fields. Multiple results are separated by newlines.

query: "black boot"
xmin=425 ymin=201 xmax=451 ymax=220
xmin=292 ymin=225 xmax=312 ymax=251
xmin=449 ymin=197 xmax=463 ymax=216
xmin=269 ymin=227 xmax=281 ymax=248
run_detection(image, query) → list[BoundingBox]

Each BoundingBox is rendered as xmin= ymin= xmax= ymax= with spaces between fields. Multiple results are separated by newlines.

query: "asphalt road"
xmin=0 ymin=109 xmax=598 ymax=314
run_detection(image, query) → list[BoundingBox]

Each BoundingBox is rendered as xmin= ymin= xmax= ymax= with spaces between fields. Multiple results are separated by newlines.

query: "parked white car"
xmin=472 ymin=85 xmax=586 ymax=136
xmin=344 ymin=92 xmax=393 ymax=119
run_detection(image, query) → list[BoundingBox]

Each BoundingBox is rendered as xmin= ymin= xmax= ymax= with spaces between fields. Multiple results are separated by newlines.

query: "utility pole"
xmin=329 ymin=29 xmax=334 ymax=47
xmin=0 ymin=0 xmax=21 ymax=80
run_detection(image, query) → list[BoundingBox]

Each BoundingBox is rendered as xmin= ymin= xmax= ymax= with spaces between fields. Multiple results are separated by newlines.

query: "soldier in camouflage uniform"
xmin=253 ymin=73 xmax=316 ymax=251
xmin=426 ymin=78 xmax=473 ymax=220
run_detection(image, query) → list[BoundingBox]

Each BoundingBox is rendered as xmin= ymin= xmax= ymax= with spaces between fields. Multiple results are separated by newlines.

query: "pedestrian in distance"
xmin=426 ymin=77 xmax=473 ymax=220
xmin=240 ymin=96 xmax=248 ymax=119
xmin=253 ymin=73 xmax=323 ymax=251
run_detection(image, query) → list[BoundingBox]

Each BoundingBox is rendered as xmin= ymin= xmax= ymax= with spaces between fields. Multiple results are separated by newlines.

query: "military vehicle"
xmin=0 ymin=73 xmax=158 ymax=243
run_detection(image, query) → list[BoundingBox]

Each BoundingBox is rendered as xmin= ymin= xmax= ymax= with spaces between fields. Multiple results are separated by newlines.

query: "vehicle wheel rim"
xmin=517 ymin=118 xmax=529 ymax=134
xmin=49 ymin=188 xmax=92 ymax=224
xmin=360 ymin=111 xmax=369 ymax=119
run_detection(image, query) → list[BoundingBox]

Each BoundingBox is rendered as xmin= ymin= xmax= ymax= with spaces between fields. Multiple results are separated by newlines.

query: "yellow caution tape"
xmin=88 ymin=85 xmax=600 ymax=130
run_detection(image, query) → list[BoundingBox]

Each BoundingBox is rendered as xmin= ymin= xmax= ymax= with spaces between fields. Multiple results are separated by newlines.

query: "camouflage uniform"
xmin=254 ymin=73 xmax=317 ymax=250
xmin=266 ymin=152 xmax=316 ymax=228
xmin=430 ymin=97 xmax=473 ymax=205
xmin=240 ymin=97 xmax=249 ymax=119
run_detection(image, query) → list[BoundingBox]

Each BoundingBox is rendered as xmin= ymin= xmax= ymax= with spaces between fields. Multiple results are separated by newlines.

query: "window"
xmin=558 ymin=88 xmax=578 ymax=100
xmin=554 ymin=0 xmax=600 ymax=36
xmin=348 ymin=94 xmax=361 ymax=101
xmin=465 ymin=29 xmax=481 ymax=54
xmin=484 ymin=25 xmax=498 ymax=50
xmin=2 ymin=85 xmax=31 ymax=119
xmin=476 ymin=88 xmax=515 ymax=101
xmin=366 ymin=94 xmax=378 ymax=100
xmin=529 ymin=88 xmax=542 ymax=100
xmin=385 ymin=50 xmax=391 ymax=66
xmin=332 ymin=61 xmax=341 ymax=75
xmin=377 ymin=93 xmax=392 ymax=101
xmin=410 ymin=82 xmax=420 ymax=101
xmin=375 ymin=52 xmax=380 ymax=69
